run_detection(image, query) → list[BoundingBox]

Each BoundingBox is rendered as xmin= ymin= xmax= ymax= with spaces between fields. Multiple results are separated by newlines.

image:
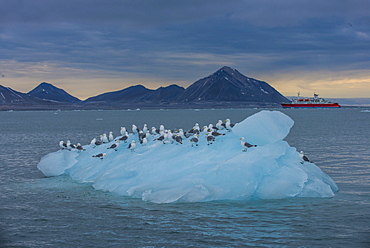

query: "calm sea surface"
xmin=0 ymin=108 xmax=369 ymax=247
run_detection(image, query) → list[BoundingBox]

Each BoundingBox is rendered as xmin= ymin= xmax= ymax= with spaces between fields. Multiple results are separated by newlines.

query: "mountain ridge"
xmin=1 ymin=66 xmax=293 ymax=110
xmin=84 ymin=66 xmax=288 ymax=104
xmin=84 ymin=85 xmax=153 ymax=103
xmin=0 ymin=85 xmax=41 ymax=104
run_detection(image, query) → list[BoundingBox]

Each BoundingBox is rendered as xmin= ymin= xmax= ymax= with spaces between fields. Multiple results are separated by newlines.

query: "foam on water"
xmin=37 ymin=110 xmax=338 ymax=203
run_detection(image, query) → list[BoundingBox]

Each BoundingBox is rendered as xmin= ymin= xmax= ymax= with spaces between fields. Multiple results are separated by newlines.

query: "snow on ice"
xmin=37 ymin=110 xmax=338 ymax=203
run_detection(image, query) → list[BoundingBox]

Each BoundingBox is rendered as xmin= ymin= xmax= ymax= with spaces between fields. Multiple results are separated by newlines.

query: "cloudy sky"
xmin=1 ymin=0 xmax=369 ymax=99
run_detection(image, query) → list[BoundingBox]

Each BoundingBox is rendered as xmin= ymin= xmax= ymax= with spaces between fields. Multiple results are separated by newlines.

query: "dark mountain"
xmin=142 ymin=84 xmax=185 ymax=102
xmin=0 ymin=85 xmax=40 ymax=104
xmin=83 ymin=67 xmax=287 ymax=105
xmin=84 ymin=84 xmax=185 ymax=103
xmin=28 ymin=82 xmax=81 ymax=103
xmin=1 ymin=66 xmax=291 ymax=110
xmin=84 ymin=85 xmax=153 ymax=103
xmin=176 ymin=66 xmax=289 ymax=103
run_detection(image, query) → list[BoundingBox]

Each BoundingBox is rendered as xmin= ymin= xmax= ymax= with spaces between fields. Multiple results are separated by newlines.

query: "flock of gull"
xmin=59 ymin=118 xmax=258 ymax=160
xmin=59 ymin=118 xmax=312 ymax=164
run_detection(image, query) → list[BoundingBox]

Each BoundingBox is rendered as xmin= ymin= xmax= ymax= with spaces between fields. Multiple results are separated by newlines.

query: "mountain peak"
xmin=216 ymin=66 xmax=237 ymax=73
xmin=211 ymin=66 xmax=234 ymax=76
xmin=28 ymin=82 xmax=81 ymax=103
xmin=176 ymin=66 xmax=288 ymax=103
xmin=39 ymin=82 xmax=53 ymax=86
xmin=211 ymin=66 xmax=245 ymax=81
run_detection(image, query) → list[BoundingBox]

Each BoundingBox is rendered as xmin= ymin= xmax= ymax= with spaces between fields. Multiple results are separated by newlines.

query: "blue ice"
xmin=37 ymin=110 xmax=338 ymax=203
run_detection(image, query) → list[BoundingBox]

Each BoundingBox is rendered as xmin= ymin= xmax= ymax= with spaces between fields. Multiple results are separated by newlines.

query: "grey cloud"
xmin=0 ymin=0 xmax=230 ymax=29
xmin=2 ymin=0 xmax=369 ymax=29
xmin=229 ymin=0 xmax=370 ymax=27
xmin=1 ymin=0 xmax=369 ymax=86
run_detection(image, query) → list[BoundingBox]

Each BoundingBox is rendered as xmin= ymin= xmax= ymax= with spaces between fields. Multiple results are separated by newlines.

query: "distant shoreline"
xmin=1 ymin=102 xmax=369 ymax=111
xmin=0 ymin=102 xmax=281 ymax=111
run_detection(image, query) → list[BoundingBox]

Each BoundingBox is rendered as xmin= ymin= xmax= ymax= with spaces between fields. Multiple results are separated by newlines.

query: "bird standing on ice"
xmin=138 ymin=130 xmax=144 ymax=140
xmin=59 ymin=141 xmax=66 ymax=149
xmin=76 ymin=143 xmax=85 ymax=151
xmin=299 ymin=151 xmax=313 ymax=164
xmin=178 ymin=129 xmax=186 ymax=139
xmin=128 ymin=140 xmax=136 ymax=152
xmin=159 ymin=125 xmax=165 ymax=133
xmin=107 ymin=141 xmax=120 ymax=151
xmin=208 ymin=124 xmax=217 ymax=131
xmin=240 ymin=137 xmax=257 ymax=152
xmin=108 ymin=132 xmax=114 ymax=142
xmin=192 ymin=123 xmax=200 ymax=134
xmin=140 ymin=137 xmax=148 ymax=146
xmin=142 ymin=124 xmax=148 ymax=133
xmin=216 ymin=120 xmax=224 ymax=130
xmin=174 ymin=135 xmax=183 ymax=144
xmin=91 ymin=138 xmax=102 ymax=147
xmin=206 ymin=132 xmax=215 ymax=145
xmin=69 ymin=142 xmax=77 ymax=149
xmin=101 ymin=134 xmax=109 ymax=143
xmin=154 ymin=131 xmax=166 ymax=143
xmin=190 ymin=134 xmax=199 ymax=147
xmin=63 ymin=140 xmax=73 ymax=150
xmin=120 ymin=127 xmax=127 ymax=136
xmin=165 ymin=130 xmax=174 ymax=144
xmin=211 ymin=130 xmax=225 ymax=137
xmin=225 ymin=119 xmax=234 ymax=131
xmin=202 ymin=126 xmax=209 ymax=134
xmin=92 ymin=153 xmax=106 ymax=159
xmin=118 ymin=132 xmax=129 ymax=143
xmin=151 ymin=127 xmax=157 ymax=135
xmin=132 ymin=124 xmax=139 ymax=134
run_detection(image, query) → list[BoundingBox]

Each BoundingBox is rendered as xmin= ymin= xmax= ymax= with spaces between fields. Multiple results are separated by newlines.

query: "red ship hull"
xmin=281 ymin=103 xmax=341 ymax=108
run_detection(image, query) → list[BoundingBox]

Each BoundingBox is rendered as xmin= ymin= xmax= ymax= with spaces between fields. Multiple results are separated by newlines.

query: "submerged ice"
xmin=37 ymin=110 xmax=338 ymax=203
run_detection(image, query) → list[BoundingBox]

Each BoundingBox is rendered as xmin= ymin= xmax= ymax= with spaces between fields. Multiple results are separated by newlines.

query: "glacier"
xmin=37 ymin=110 xmax=338 ymax=203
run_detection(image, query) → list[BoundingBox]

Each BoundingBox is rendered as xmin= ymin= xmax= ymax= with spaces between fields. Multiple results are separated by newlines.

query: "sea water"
xmin=0 ymin=108 xmax=369 ymax=247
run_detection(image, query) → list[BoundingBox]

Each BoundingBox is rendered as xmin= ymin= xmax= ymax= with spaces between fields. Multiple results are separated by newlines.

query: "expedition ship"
xmin=281 ymin=93 xmax=341 ymax=108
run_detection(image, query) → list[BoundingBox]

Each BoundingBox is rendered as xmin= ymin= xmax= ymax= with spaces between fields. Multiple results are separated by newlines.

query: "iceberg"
xmin=37 ymin=110 xmax=338 ymax=203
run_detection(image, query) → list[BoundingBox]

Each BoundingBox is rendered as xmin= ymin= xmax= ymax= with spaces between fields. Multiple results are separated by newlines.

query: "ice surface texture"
xmin=38 ymin=110 xmax=338 ymax=203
